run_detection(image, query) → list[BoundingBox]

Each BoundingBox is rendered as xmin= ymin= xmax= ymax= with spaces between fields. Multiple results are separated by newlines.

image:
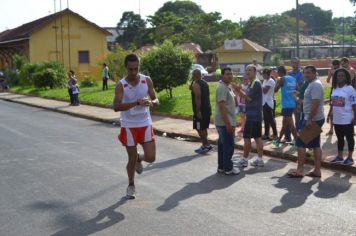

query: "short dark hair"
xmin=332 ymin=59 xmax=340 ymax=66
xmin=221 ymin=67 xmax=232 ymax=75
xmin=69 ymin=70 xmax=75 ymax=74
xmin=262 ymin=68 xmax=271 ymax=76
xmin=332 ymin=68 xmax=351 ymax=89
xmin=303 ymin=65 xmax=317 ymax=74
xmin=124 ymin=54 xmax=140 ymax=66
xmin=103 ymin=63 xmax=107 ymax=67
xmin=340 ymin=57 xmax=349 ymax=63
xmin=277 ymin=66 xmax=286 ymax=75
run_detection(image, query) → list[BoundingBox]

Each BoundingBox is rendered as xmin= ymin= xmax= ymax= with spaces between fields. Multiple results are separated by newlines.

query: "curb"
xmin=1 ymin=94 xmax=355 ymax=175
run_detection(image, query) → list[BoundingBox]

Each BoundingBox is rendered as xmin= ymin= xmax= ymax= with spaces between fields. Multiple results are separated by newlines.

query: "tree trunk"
xmin=169 ymin=87 xmax=173 ymax=98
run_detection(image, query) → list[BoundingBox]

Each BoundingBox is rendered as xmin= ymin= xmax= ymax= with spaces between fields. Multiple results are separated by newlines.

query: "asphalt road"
xmin=1 ymin=100 xmax=356 ymax=236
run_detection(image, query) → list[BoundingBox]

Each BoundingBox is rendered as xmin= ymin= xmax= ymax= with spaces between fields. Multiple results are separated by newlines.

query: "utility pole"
xmin=54 ymin=0 xmax=58 ymax=61
xmin=296 ymin=0 xmax=300 ymax=58
xmin=67 ymin=0 xmax=71 ymax=69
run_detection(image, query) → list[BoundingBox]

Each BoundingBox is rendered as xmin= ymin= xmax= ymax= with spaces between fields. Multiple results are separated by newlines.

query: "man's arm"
xmin=326 ymin=69 xmax=333 ymax=83
xmin=274 ymin=77 xmax=284 ymax=92
xmin=232 ymin=84 xmax=251 ymax=101
xmin=263 ymin=85 xmax=271 ymax=94
xmin=192 ymin=83 xmax=202 ymax=118
xmin=218 ymin=101 xmax=234 ymax=134
xmin=113 ymin=83 xmax=138 ymax=112
xmin=146 ymin=76 xmax=159 ymax=107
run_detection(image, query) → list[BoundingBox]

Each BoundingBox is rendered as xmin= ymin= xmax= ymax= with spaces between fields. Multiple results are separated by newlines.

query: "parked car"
xmin=191 ymin=64 xmax=209 ymax=77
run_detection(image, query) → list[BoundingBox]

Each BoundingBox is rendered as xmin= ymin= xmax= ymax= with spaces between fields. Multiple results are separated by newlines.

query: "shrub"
xmin=140 ymin=41 xmax=194 ymax=98
xmin=100 ymin=46 xmax=132 ymax=81
xmin=32 ymin=61 xmax=66 ymax=89
xmin=80 ymin=74 xmax=98 ymax=87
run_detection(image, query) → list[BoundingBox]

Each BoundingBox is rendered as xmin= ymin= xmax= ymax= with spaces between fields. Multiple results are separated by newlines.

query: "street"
xmin=1 ymin=100 xmax=356 ymax=236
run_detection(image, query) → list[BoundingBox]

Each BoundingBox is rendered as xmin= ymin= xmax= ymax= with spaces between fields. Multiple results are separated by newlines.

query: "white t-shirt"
xmin=331 ymin=85 xmax=356 ymax=125
xmin=262 ymin=78 xmax=275 ymax=109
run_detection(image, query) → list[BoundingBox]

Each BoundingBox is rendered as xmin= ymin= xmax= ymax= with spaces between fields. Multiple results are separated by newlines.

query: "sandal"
xmin=287 ymin=171 xmax=304 ymax=178
xmin=305 ymin=172 xmax=321 ymax=178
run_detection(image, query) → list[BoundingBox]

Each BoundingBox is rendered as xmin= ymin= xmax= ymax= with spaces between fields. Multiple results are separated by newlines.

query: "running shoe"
xmin=272 ymin=140 xmax=281 ymax=148
xmin=233 ymin=158 xmax=248 ymax=168
xmin=126 ymin=185 xmax=136 ymax=199
xmin=330 ymin=156 xmax=344 ymax=164
xmin=250 ymin=158 xmax=264 ymax=167
xmin=224 ymin=167 xmax=240 ymax=175
xmin=342 ymin=157 xmax=354 ymax=166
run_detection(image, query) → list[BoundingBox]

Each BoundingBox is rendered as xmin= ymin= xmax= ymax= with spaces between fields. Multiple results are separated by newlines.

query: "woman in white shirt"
xmin=329 ymin=68 xmax=356 ymax=166
xmin=262 ymin=68 xmax=277 ymax=140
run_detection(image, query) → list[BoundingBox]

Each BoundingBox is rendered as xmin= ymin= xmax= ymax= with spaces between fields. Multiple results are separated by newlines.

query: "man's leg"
xmin=263 ymin=104 xmax=270 ymax=136
xmin=255 ymin=137 xmax=263 ymax=157
xmin=216 ymin=126 xmax=224 ymax=171
xmin=287 ymin=117 xmax=298 ymax=141
xmin=141 ymin=141 xmax=156 ymax=163
xmin=197 ymin=129 xmax=209 ymax=146
xmin=312 ymin=148 xmax=322 ymax=176
xmin=243 ymin=138 xmax=251 ymax=158
xmin=125 ymin=146 xmax=138 ymax=185
xmin=296 ymin=147 xmax=306 ymax=174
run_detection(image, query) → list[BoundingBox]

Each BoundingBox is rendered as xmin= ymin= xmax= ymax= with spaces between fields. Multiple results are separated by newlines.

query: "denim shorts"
xmin=281 ymin=108 xmax=294 ymax=117
xmin=238 ymin=105 xmax=246 ymax=113
xmin=296 ymin=119 xmax=325 ymax=148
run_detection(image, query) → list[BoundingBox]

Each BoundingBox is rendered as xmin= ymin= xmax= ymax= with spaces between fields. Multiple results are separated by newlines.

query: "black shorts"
xmin=243 ymin=120 xmax=262 ymax=139
xmin=193 ymin=116 xmax=210 ymax=130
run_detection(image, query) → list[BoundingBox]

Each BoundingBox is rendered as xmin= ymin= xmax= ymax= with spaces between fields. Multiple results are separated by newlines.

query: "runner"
xmin=113 ymin=54 xmax=159 ymax=199
xmin=190 ymin=69 xmax=213 ymax=154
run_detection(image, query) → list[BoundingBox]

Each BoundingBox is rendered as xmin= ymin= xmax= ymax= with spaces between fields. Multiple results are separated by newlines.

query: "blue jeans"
xmin=216 ymin=126 xmax=234 ymax=171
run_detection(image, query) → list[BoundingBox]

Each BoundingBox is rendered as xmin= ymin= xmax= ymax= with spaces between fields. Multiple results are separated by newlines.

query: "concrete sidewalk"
xmin=1 ymin=92 xmax=355 ymax=174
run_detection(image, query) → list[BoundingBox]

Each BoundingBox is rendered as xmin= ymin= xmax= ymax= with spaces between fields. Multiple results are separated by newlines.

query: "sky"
xmin=1 ymin=0 xmax=355 ymax=31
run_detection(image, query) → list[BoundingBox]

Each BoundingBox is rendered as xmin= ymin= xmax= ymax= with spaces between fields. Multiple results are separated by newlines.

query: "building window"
xmin=78 ymin=51 xmax=89 ymax=63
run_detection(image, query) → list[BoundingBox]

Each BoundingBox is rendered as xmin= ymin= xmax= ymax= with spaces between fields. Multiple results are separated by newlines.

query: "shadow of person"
xmin=321 ymin=134 xmax=334 ymax=150
xmin=52 ymin=197 xmax=127 ymax=236
xmin=157 ymin=172 xmax=245 ymax=212
xmin=314 ymin=172 xmax=352 ymax=199
xmin=144 ymin=154 xmax=201 ymax=172
xmin=270 ymin=173 xmax=319 ymax=214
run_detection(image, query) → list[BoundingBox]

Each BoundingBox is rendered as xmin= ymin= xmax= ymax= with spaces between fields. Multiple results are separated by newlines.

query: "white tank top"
xmin=119 ymin=74 xmax=152 ymax=128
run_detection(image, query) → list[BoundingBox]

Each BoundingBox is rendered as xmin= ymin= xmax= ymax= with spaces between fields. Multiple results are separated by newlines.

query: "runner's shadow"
xmin=52 ymin=197 xmax=127 ymax=236
xmin=144 ymin=154 xmax=200 ymax=172
xmin=270 ymin=172 xmax=318 ymax=214
xmin=157 ymin=173 xmax=244 ymax=211
xmin=314 ymin=172 xmax=352 ymax=199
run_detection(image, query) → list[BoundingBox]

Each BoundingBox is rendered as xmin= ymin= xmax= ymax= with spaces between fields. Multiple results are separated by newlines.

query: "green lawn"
xmin=9 ymin=82 xmax=331 ymax=117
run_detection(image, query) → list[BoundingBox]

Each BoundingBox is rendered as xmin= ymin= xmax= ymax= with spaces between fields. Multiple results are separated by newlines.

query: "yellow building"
xmin=214 ymin=39 xmax=271 ymax=74
xmin=0 ymin=8 xmax=111 ymax=79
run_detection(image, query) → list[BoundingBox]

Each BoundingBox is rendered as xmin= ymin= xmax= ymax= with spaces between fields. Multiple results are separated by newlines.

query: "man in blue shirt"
xmin=273 ymin=66 xmax=298 ymax=149
xmin=285 ymin=57 xmax=304 ymax=140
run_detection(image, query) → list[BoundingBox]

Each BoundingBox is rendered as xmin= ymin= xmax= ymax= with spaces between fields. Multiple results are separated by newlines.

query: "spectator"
xmin=190 ymin=69 xmax=212 ymax=154
xmin=71 ymin=79 xmax=80 ymax=106
xmin=102 ymin=63 xmax=109 ymax=91
xmin=326 ymin=59 xmax=341 ymax=135
xmin=262 ymin=68 xmax=277 ymax=140
xmin=236 ymin=75 xmax=249 ymax=135
xmin=233 ymin=64 xmax=264 ymax=167
xmin=273 ymin=66 xmax=298 ymax=150
xmin=340 ymin=57 xmax=356 ymax=88
xmin=288 ymin=65 xmax=325 ymax=178
xmin=215 ymin=67 xmax=240 ymax=175
xmin=329 ymin=68 xmax=356 ymax=166
xmin=252 ymin=59 xmax=263 ymax=81
xmin=67 ymin=70 xmax=75 ymax=105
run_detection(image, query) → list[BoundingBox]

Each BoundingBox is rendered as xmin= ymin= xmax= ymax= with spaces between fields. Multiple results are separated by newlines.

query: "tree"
xmin=284 ymin=3 xmax=334 ymax=34
xmin=101 ymin=46 xmax=132 ymax=81
xmin=116 ymin=11 xmax=151 ymax=49
xmin=140 ymin=41 xmax=194 ymax=98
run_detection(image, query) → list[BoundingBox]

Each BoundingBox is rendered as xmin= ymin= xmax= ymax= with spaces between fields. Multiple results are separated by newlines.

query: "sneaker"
xmin=224 ymin=167 xmax=240 ymax=175
xmin=233 ymin=158 xmax=248 ymax=168
xmin=217 ymin=168 xmax=224 ymax=173
xmin=330 ymin=156 xmax=344 ymax=164
xmin=289 ymin=144 xmax=297 ymax=152
xmin=195 ymin=146 xmax=209 ymax=154
xmin=194 ymin=146 xmax=204 ymax=153
xmin=204 ymin=145 xmax=213 ymax=152
xmin=342 ymin=157 xmax=354 ymax=166
xmin=126 ymin=185 xmax=136 ymax=199
xmin=250 ymin=158 xmax=264 ymax=167
xmin=272 ymin=140 xmax=281 ymax=148
xmin=135 ymin=152 xmax=143 ymax=174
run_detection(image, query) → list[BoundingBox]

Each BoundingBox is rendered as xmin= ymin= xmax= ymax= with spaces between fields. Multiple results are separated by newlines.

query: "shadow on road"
xmin=156 ymin=173 xmax=244 ymax=211
xmin=244 ymin=159 xmax=288 ymax=175
xmin=52 ymin=197 xmax=127 ymax=236
xmin=314 ymin=172 xmax=352 ymax=199
xmin=270 ymin=172 xmax=319 ymax=214
xmin=144 ymin=154 xmax=201 ymax=172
